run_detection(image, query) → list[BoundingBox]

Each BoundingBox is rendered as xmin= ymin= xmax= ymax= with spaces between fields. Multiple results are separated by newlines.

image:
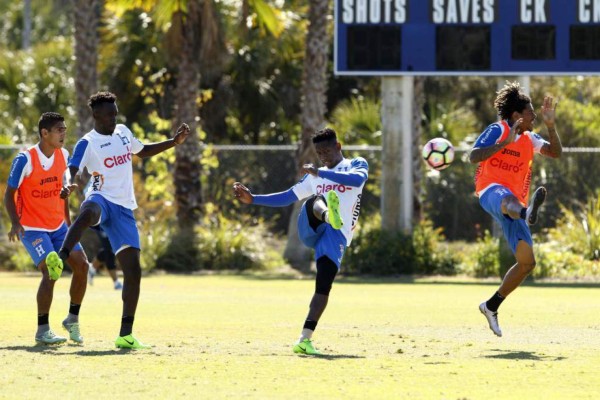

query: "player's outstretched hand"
xmin=60 ymin=184 xmax=78 ymax=199
xmin=541 ymin=95 xmax=557 ymax=128
xmin=233 ymin=182 xmax=253 ymax=204
xmin=174 ymin=123 xmax=191 ymax=145
xmin=8 ymin=223 xmax=24 ymax=242
xmin=301 ymin=163 xmax=318 ymax=177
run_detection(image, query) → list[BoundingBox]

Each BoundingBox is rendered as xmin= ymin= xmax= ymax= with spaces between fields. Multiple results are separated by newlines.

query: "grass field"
xmin=0 ymin=272 xmax=599 ymax=399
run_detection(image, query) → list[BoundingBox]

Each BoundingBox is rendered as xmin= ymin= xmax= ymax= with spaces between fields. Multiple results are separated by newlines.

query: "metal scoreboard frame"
xmin=335 ymin=0 xmax=600 ymax=76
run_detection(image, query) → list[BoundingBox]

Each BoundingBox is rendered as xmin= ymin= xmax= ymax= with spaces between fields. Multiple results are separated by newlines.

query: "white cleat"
xmin=62 ymin=321 xmax=84 ymax=344
xmin=88 ymin=263 xmax=96 ymax=286
xmin=35 ymin=329 xmax=67 ymax=345
xmin=526 ymin=187 xmax=547 ymax=225
xmin=479 ymin=302 xmax=502 ymax=337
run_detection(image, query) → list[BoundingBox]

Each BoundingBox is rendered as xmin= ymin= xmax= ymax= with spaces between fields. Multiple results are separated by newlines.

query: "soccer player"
xmin=3 ymin=112 xmax=90 ymax=345
xmin=88 ymin=228 xmax=123 ymax=290
xmin=470 ymin=82 xmax=562 ymax=337
xmin=233 ymin=128 xmax=368 ymax=355
xmin=45 ymin=91 xmax=190 ymax=349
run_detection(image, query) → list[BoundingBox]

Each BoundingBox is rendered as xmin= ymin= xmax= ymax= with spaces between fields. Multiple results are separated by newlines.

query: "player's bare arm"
xmin=60 ymin=166 xmax=80 ymax=199
xmin=136 ymin=123 xmax=190 ymax=158
xmin=469 ymin=119 xmax=522 ymax=164
xmin=539 ymin=96 xmax=562 ymax=159
xmin=233 ymin=182 xmax=254 ymax=204
xmin=3 ymin=186 xmax=24 ymax=242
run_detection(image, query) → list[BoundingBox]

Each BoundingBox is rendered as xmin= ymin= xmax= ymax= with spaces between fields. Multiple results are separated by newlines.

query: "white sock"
xmin=299 ymin=328 xmax=314 ymax=341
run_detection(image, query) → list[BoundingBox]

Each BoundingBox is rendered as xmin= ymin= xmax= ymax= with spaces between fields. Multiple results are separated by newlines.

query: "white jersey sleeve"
xmin=118 ymin=124 xmax=144 ymax=154
xmin=527 ymin=131 xmax=550 ymax=153
xmin=291 ymin=174 xmax=315 ymax=201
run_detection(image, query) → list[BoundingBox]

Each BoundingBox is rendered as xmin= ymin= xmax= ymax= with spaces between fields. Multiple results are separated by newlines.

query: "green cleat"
xmin=35 ymin=330 xmax=67 ymax=345
xmin=115 ymin=334 xmax=151 ymax=349
xmin=326 ymin=190 xmax=343 ymax=230
xmin=45 ymin=251 xmax=64 ymax=281
xmin=62 ymin=321 xmax=83 ymax=344
xmin=293 ymin=338 xmax=321 ymax=355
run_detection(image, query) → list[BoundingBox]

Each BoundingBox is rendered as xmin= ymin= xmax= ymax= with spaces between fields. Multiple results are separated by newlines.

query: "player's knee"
xmin=315 ymin=256 xmax=338 ymax=295
xmin=522 ymin=260 xmax=536 ymax=274
xmin=78 ymin=203 xmax=101 ymax=226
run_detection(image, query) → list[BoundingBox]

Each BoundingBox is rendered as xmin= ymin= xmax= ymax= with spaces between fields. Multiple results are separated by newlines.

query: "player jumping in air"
xmin=46 ymin=92 xmax=190 ymax=349
xmin=470 ymin=82 xmax=562 ymax=337
xmin=233 ymin=128 xmax=368 ymax=355
xmin=4 ymin=112 xmax=90 ymax=345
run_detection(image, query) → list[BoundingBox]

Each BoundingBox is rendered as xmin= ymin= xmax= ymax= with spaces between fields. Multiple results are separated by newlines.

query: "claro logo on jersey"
xmin=104 ymin=146 xmax=132 ymax=168
xmin=316 ymin=183 xmax=352 ymax=194
xmin=489 ymin=158 xmax=524 ymax=173
xmin=31 ymin=188 xmax=61 ymax=198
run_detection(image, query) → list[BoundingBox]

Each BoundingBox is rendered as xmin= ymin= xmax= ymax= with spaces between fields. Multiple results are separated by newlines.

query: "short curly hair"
xmin=38 ymin=112 xmax=64 ymax=136
xmin=88 ymin=91 xmax=117 ymax=110
xmin=312 ymin=127 xmax=338 ymax=144
xmin=494 ymin=81 xmax=531 ymax=120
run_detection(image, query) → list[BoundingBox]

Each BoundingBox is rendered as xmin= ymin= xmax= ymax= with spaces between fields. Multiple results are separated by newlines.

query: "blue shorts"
xmin=85 ymin=194 xmax=140 ymax=254
xmin=22 ymin=223 xmax=83 ymax=267
xmin=479 ymin=185 xmax=532 ymax=254
xmin=297 ymin=200 xmax=347 ymax=268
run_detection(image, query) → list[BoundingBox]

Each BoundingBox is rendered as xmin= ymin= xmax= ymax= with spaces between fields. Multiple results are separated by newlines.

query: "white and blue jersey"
xmin=252 ymin=157 xmax=368 ymax=267
xmin=69 ymin=125 xmax=145 ymax=253
xmin=69 ymin=124 xmax=144 ymax=210
xmin=292 ymin=157 xmax=368 ymax=246
xmin=474 ymin=121 xmax=547 ymax=152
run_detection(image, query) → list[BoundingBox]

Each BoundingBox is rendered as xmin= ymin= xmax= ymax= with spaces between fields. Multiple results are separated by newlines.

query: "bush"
xmin=546 ymin=192 xmax=600 ymax=261
xmin=459 ymin=230 xmax=500 ymax=278
xmin=534 ymin=242 xmax=600 ymax=279
xmin=155 ymin=204 xmax=285 ymax=272
xmin=344 ymin=215 xmax=458 ymax=275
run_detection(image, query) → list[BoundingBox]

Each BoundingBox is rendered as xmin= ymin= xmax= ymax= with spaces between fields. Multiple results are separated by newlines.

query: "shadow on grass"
xmin=294 ymin=353 xmax=366 ymax=360
xmin=0 ymin=345 xmax=148 ymax=356
xmin=238 ymin=273 xmax=600 ymax=289
xmin=482 ymin=349 xmax=567 ymax=361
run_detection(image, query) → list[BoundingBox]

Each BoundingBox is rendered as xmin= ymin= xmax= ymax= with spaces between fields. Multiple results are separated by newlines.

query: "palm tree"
xmin=170 ymin=1 xmax=203 ymax=231
xmin=412 ymin=76 xmax=425 ymax=222
xmin=283 ymin=0 xmax=330 ymax=271
xmin=72 ymin=0 xmax=100 ymax=136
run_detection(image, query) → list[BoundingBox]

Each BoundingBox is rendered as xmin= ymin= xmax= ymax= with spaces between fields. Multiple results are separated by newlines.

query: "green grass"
xmin=0 ymin=273 xmax=599 ymax=399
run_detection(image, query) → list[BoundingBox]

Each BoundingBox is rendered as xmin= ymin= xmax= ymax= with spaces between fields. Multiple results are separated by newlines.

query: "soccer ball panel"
xmin=422 ymin=138 xmax=454 ymax=171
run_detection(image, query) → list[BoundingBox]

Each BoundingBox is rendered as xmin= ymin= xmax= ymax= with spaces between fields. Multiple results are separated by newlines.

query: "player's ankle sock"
xmin=321 ymin=211 xmax=328 ymax=223
xmin=519 ymin=208 xmax=527 ymax=220
xmin=65 ymin=303 xmax=81 ymax=323
xmin=37 ymin=314 xmax=49 ymax=335
xmin=486 ymin=291 xmax=505 ymax=312
xmin=300 ymin=319 xmax=318 ymax=340
xmin=119 ymin=316 xmax=134 ymax=336
xmin=58 ymin=248 xmax=70 ymax=261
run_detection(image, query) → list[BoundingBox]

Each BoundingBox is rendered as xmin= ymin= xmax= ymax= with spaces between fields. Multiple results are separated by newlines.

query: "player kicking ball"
xmin=233 ymin=128 xmax=368 ymax=355
xmin=470 ymin=82 xmax=562 ymax=336
xmin=45 ymin=91 xmax=190 ymax=349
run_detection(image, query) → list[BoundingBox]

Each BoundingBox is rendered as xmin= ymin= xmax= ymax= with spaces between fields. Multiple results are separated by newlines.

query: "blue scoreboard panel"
xmin=335 ymin=0 xmax=600 ymax=75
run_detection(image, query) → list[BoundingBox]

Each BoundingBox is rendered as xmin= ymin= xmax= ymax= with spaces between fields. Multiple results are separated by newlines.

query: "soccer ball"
xmin=422 ymin=138 xmax=454 ymax=171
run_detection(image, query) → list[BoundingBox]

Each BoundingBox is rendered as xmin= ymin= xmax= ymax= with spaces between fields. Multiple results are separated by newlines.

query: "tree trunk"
xmin=283 ymin=0 xmax=330 ymax=272
xmin=412 ymin=76 xmax=426 ymax=222
xmin=173 ymin=0 xmax=202 ymax=232
xmin=73 ymin=0 xmax=100 ymax=136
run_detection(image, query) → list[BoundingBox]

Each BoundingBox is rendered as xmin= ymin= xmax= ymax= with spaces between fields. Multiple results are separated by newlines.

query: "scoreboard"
xmin=335 ymin=0 xmax=600 ymax=75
